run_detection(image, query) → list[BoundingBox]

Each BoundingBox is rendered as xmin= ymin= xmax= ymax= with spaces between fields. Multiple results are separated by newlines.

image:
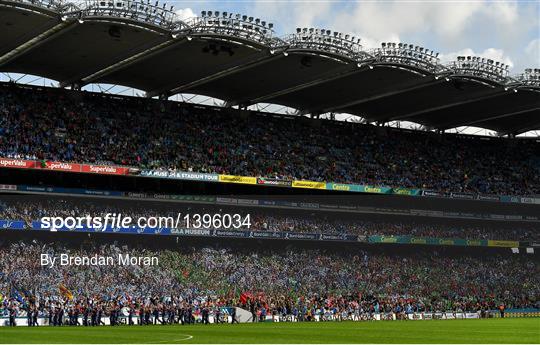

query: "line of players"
xmin=6 ymin=304 xmax=239 ymax=327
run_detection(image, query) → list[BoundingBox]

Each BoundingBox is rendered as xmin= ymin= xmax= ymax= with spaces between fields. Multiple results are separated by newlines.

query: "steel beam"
xmin=388 ymin=88 xmax=507 ymax=122
xmin=67 ymin=36 xmax=186 ymax=88
xmin=316 ymin=72 xmax=443 ymax=114
xmin=0 ymin=18 xmax=77 ymax=68
xmin=145 ymin=50 xmax=282 ymax=98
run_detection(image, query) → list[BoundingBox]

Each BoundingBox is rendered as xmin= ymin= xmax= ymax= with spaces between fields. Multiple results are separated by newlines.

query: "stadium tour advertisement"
xmin=0 ymin=0 xmax=539 ymax=344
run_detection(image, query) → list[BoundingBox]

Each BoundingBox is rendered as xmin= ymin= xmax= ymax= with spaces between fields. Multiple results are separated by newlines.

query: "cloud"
xmin=523 ymin=38 xmax=540 ymax=69
xmin=181 ymin=0 xmax=537 ymax=71
xmin=248 ymin=1 xmax=332 ymax=34
xmin=175 ymin=8 xmax=196 ymax=21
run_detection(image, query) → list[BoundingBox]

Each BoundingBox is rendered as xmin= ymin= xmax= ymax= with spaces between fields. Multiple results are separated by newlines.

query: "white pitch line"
xmin=144 ymin=333 xmax=194 ymax=344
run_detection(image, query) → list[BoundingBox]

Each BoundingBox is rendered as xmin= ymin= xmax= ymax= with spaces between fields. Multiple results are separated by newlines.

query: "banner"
xmin=292 ymin=180 xmax=326 ymax=189
xmin=0 ymin=184 xmax=16 ymax=191
xmin=0 ymin=158 xmax=34 ymax=169
xmin=362 ymin=186 xmax=393 ymax=194
xmin=325 ymin=183 xmax=368 ymax=192
xmin=422 ymin=190 xmax=444 ymax=197
xmin=326 ymin=183 xmax=353 ymax=191
xmin=500 ymin=196 xmax=521 ymax=203
xmin=17 ymin=185 xmax=123 ymax=197
xmin=17 ymin=221 xmax=528 ymax=247
xmin=45 ymin=161 xmax=82 ymax=172
xmin=393 ymin=188 xmax=421 ymax=196
xmin=81 ymin=164 xmax=129 ymax=175
xmin=0 ymin=220 xmax=25 ymax=230
xmin=256 ymin=178 xmax=292 ymax=187
xmin=369 ymin=235 xmax=489 ymax=247
xmin=487 ymin=240 xmax=520 ymax=248
xmin=141 ymin=170 xmax=218 ymax=182
xmin=218 ymin=175 xmax=257 ymax=185
xmin=285 ymin=232 xmax=319 ymax=240
xmin=0 ymin=157 xmax=130 ymax=176
xmin=477 ymin=195 xmax=500 ymax=202
xmin=248 ymin=231 xmax=283 ymax=239
xmin=450 ymin=192 xmax=475 ymax=200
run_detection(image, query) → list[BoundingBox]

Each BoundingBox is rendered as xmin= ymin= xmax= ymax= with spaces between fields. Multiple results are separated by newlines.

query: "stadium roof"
xmin=0 ymin=0 xmax=539 ymax=135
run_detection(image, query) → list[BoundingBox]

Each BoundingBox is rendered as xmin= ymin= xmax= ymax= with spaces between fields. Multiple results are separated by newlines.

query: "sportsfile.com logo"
xmin=39 ymin=213 xmax=251 ymax=232
xmin=39 ymin=213 xmax=181 ymax=232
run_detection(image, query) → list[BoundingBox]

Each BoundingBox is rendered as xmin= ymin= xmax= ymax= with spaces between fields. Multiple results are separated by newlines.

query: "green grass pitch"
xmin=0 ymin=318 xmax=539 ymax=344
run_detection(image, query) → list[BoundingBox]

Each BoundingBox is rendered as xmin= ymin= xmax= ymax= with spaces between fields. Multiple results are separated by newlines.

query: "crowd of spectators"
xmin=0 ymin=83 xmax=538 ymax=196
xmin=0 ymin=198 xmax=538 ymax=241
xmin=0 ymin=240 xmax=538 ymax=325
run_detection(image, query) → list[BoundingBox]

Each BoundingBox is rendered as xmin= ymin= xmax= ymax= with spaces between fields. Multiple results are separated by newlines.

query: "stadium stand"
xmin=0 ymin=83 xmax=539 ymax=196
xmin=0 ymin=197 xmax=538 ymax=241
xmin=0 ymin=0 xmax=538 ymax=332
xmin=0 ymin=239 xmax=539 ymax=325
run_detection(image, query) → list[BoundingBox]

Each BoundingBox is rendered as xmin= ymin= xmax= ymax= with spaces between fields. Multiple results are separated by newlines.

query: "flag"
xmin=59 ymin=284 xmax=73 ymax=300
xmin=239 ymin=292 xmax=250 ymax=304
